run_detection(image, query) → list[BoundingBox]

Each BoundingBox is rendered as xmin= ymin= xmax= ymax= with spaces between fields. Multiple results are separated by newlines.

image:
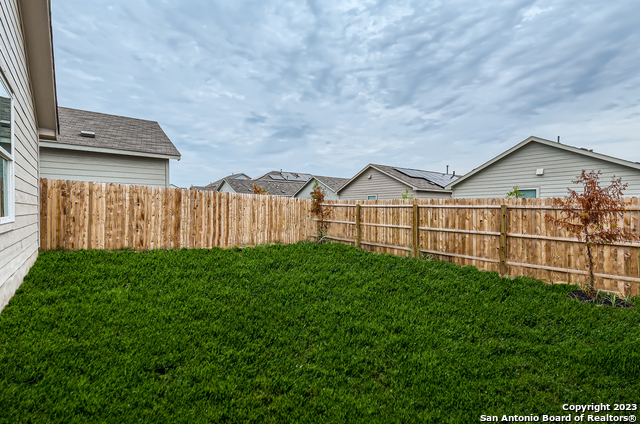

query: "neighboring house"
xmin=253 ymin=170 xmax=313 ymax=183
xmin=446 ymin=136 xmax=640 ymax=198
xmin=39 ymin=107 xmax=181 ymax=187
xmin=337 ymin=164 xmax=458 ymax=200
xmin=1 ymin=0 xmax=58 ymax=310
xmin=293 ymin=176 xmax=349 ymax=200
xmin=218 ymin=178 xmax=304 ymax=197
xmin=190 ymin=173 xmax=250 ymax=191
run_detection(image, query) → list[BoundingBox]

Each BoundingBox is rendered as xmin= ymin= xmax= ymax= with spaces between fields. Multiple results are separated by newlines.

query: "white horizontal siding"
xmin=0 ymin=0 xmax=40 ymax=311
xmin=40 ymin=147 xmax=169 ymax=187
xmin=340 ymin=168 xmax=452 ymax=200
xmin=453 ymin=142 xmax=640 ymax=198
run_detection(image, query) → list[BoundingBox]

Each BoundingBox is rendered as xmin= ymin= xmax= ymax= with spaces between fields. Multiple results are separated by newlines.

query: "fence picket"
xmin=40 ymin=178 xmax=640 ymax=294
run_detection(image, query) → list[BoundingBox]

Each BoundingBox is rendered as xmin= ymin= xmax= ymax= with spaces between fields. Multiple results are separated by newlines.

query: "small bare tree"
xmin=310 ymin=182 xmax=330 ymax=242
xmin=252 ymin=183 xmax=269 ymax=195
xmin=547 ymin=170 xmax=640 ymax=295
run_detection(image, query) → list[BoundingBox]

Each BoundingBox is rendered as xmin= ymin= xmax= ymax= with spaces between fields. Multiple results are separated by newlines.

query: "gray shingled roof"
xmin=372 ymin=164 xmax=458 ymax=190
xmin=47 ymin=107 xmax=181 ymax=157
xmin=190 ymin=173 xmax=250 ymax=191
xmin=338 ymin=164 xmax=458 ymax=193
xmin=313 ymin=176 xmax=350 ymax=192
xmin=222 ymin=179 xmax=305 ymax=197
xmin=253 ymin=171 xmax=313 ymax=182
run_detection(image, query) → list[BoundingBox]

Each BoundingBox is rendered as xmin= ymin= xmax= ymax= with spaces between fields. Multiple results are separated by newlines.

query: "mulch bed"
xmin=567 ymin=290 xmax=635 ymax=308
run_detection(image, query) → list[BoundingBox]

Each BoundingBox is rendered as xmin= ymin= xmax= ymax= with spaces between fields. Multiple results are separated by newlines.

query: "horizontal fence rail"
xmin=40 ymin=179 xmax=640 ymax=296
xmin=319 ymin=197 xmax=640 ymax=296
xmin=40 ymin=179 xmax=314 ymax=251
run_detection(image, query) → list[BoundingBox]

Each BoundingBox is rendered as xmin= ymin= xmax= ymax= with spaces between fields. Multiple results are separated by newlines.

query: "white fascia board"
xmin=446 ymin=136 xmax=640 ymax=189
xmin=217 ymin=180 xmax=236 ymax=193
xmin=40 ymin=141 xmax=181 ymax=160
xmin=337 ymin=164 xmax=413 ymax=193
xmin=414 ymin=188 xmax=453 ymax=193
xmin=293 ymin=178 xmax=333 ymax=198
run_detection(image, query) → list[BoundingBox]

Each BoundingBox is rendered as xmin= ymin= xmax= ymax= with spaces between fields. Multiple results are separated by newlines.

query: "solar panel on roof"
xmin=269 ymin=174 xmax=285 ymax=180
xmin=282 ymin=172 xmax=296 ymax=181
xmin=298 ymin=173 xmax=313 ymax=181
xmin=394 ymin=167 xmax=458 ymax=187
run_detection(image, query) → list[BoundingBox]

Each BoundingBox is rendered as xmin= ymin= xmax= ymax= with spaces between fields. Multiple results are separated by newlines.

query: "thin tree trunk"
xmin=586 ymin=242 xmax=595 ymax=295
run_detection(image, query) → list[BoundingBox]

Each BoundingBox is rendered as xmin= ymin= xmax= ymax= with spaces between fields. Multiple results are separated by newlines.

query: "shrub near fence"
xmin=319 ymin=198 xmax=640 ymax=296
xmin=40 ymin=179 xmax=314 ymax=252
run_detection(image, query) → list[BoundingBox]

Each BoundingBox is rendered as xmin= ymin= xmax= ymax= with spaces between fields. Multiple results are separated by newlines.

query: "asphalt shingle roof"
xmin=369 ymin=164 xmax=458 ymax=191
xmin=190 ymin=173 xmax=250 ymax=191
xmin=253 ymin=171 xmax=313 ymax=182
xmin=313 ymin=176 xmax=350 ymax=192
xmin=48 ymin=107 xmax=181 ymax=157
xmin=222 ymin=179 xmax=305 ymax=196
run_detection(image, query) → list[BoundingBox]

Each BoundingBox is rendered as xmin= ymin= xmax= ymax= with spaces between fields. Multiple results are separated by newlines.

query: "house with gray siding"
xmin=40 ymin=107 xmax=181 ymax=187
xmin=1 ymin=0 xmax=58 ymax=311
xmin=190 ymin=173 xmax=250 ymax=191
xmin=446 ymin=136 xmax=640 ymax=198
xmin=293 ymin=175 xmax=349 ymax=200
xmin=218 ymin=178 xmax=304 ymax=197
xmin=337 ymin=164 xmax=458 ymax=200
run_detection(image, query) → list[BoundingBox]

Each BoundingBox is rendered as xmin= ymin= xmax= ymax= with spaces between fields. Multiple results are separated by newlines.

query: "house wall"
xmin=294 ymin=179 xmax=340 ymax=200
xmin=218 ymin=181 xmax=235 ymax=193
xmin=452 ymin=141 xmax=640 ymax=198
xmin=40 ymin=147 xmax=170 ymax=187
xmin=339 ymin=168 xmax=451 ymax=200
xmin=0 ymin=0 xmax=40 ymax=310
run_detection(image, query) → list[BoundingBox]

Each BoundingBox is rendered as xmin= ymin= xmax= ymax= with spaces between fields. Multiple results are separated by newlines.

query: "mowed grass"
xmin=0 ymin=243 xmax=639 ymax=423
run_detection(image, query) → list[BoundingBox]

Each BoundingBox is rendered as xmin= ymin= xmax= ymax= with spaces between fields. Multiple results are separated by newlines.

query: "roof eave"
xmin=18 ymin=0 xmax=58 ymax=136
xmin=448 ymin=135 xmax=640 ymax=188
xmin=40 ymin=140 xmax=181 ymax=160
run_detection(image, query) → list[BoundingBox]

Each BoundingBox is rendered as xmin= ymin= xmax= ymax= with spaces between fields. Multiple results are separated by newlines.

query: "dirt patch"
xmin=567 ymin=290 xmax=635 ymax=308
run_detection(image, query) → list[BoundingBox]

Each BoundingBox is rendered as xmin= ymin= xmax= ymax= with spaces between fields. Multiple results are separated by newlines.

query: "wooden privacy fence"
xmin=40 ymin=179 xmax=640 ymax=295
xmin=319 ymin=198 xmax=640 ymax=296
xmin=40 ymin=179 xmax=314 ymax=251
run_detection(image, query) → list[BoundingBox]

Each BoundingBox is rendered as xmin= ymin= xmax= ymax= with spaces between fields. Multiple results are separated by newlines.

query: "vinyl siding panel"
xmin=452 ymin=142 xmax=640 ymax=198
xmin=294 ymin=179 xmax=340 ymax=200
xmin=218 ymin=181 xmax=234 ymax=193
xmin=40 ymin=147 xmax=170 ymax=187
xmin=414 ymin=190 xmax=452 ymax=199
xmin=0 ymin=0 xmax=41 ymax=311
xmin=340 ymin=168 xmax=452 ymax=200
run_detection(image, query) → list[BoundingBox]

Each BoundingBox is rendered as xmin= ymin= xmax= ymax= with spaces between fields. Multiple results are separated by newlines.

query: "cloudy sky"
xmin=52 ymin=0 xmax=640 ymax=187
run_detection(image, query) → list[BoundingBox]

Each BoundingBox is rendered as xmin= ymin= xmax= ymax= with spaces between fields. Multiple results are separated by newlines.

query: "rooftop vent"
xmin=80 ymin=130 xmax=95 ymax=138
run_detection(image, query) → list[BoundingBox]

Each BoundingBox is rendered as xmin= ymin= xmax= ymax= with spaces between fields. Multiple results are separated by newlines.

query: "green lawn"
xmin=0 ymin=243 xmax=638 ymax=423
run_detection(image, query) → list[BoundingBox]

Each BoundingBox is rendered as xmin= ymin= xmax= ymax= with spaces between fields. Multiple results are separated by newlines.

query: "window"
xmin=367 ymin=195 xmax=377 ymax=200
xmin=0 ymin=75 xmax=13 ymax=222
xmin=519 ymin=189 xmax=537 ymax=198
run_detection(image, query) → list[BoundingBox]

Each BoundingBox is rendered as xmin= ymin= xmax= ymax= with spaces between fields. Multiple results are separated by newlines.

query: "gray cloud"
xmin=52 ymin=0 xmax=640 ymax=186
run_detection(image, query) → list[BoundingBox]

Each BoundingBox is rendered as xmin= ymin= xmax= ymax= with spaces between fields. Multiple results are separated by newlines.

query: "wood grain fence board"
xmin=39 ymin=179 xmax=640 ymax=294
xmin=39 ymin=178 xmax=45 ymax=249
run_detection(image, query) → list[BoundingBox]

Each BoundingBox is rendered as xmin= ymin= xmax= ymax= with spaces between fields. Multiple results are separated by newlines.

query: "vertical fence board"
xmin=39 ymin=179 xmax=640 ymax=294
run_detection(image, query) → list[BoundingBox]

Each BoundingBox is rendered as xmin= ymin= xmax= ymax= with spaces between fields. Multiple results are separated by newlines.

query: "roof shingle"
xmin=222 ymin=179 xmax=305 ymax=196
xmin=47 ymin=107 xmax=181 ymax=157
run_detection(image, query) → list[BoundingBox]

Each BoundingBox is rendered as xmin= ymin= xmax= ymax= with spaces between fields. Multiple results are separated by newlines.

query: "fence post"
xmin=500 ymin=204 xmax=508 ymax=276
xmin=355 ymin=203 xmax=361 ymax=248
xmin=413 ymin=203 xmax=419 ymax=258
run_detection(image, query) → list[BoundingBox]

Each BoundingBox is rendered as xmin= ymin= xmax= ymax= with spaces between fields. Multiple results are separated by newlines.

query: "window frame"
xmin=0 ymin=73 xmax=15 ymax=224
xmin=518 ymin=188 xmax=538 ymax=198
xmin=367 ymin=194 xmax=378 ymax=200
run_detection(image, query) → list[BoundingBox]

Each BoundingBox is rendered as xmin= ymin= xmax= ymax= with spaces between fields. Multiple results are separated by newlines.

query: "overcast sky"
xmin=52 ymin=0 xmax=640 ymax=187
